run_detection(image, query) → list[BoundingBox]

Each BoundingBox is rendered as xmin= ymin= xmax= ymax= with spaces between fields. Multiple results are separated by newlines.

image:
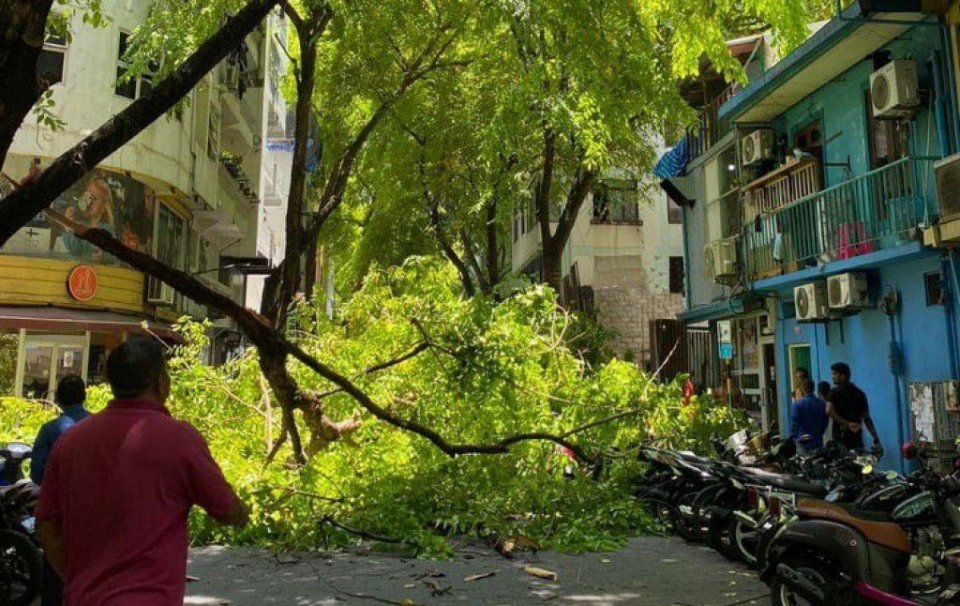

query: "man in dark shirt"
xmin=826 ymin=362 xmax=881 ymax=451
xmin=790 ymin=379 xmax=828 ymax=451
xmin=32 ymin=374 xmax=89 ymax=606
xmin=31 ymin=375 xmax=89 ymax=485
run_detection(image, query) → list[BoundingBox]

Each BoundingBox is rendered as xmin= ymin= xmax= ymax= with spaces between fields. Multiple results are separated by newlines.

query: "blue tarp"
xmin=654 ymin=137 xmax=689 ymax=179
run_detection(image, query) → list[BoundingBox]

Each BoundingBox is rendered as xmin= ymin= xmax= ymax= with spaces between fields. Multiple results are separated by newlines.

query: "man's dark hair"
xmin=795 ymin=367 xmax=809 ymax=378
xmin=801 ymin=378 xmax=815 ymax=395
xmin=831 ymin=362 xmax=851 ymax=379
xmin=106 ymin=338 xmax=167 ymax=399
xmin=55 ymin=374 xmax=86 ymax=408
xmin=817 ymin=381 xmax=831 ymax=400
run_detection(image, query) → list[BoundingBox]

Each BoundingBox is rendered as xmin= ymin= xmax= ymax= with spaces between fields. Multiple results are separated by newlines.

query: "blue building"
xmin=664 ymin=1 xmax=960 ymax=471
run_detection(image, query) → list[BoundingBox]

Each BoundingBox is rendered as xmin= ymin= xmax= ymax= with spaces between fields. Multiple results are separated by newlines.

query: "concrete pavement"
xmin=184 ymin=536 xmax=769 ymax=606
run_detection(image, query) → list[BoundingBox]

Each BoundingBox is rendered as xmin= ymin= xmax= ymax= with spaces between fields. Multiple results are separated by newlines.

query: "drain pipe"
xmin=949 ymin=251 xmax=960 ymax=377
xmin=943 ymin=255 xmax=960 ymax=380
xmin=938 ymin=27 xmax=960 ymax=153
xmin=882 ymin=289 xmax=907 ymax=472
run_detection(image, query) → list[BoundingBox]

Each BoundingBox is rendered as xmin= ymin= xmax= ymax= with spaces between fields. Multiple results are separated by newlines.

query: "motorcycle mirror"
xmin=2 ymin=442 xmax=31 ymax=456
xmin=884 ymin=470 xmax=898 ymax=481
xmin=861 ymin=464 xmax=874 ymax=475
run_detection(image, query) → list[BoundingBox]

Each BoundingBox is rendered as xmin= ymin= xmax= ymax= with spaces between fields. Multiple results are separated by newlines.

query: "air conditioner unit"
xmin=934 ymin=153 xmax=960 ymax=221
xmin=146 ymin=277 xmax=175 ymax=306
xmin=870 ymin=60 xmax=919 ymax=119
xmin=827 ymin=272 xmax=870 ymax=310
xmin=704 ymin=239 xmax=737 ymax=282
xmin=794 ymin=283 xmax=828 ymax=322
xmin=741 ymin=130 xmax=774 ymax=166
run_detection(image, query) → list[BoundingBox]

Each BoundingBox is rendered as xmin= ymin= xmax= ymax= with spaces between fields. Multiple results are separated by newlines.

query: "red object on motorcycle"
xmin=855 ymin=581 xmax=919 ymax=606
xmin=746 ymin=487 xmax=758 ymax=509
xmin=769 ymin=496 xmax=782 ymax=517
xmin=901 ymin=442 xmax=919 ymax=460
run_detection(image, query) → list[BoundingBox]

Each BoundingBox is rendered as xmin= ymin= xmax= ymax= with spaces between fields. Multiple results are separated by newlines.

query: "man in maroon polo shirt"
xmin=36 ymin=338 xmax=248 ymax=606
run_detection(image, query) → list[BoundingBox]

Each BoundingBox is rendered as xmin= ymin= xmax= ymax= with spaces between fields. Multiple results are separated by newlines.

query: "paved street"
xmin=184 ymin=537 xmax=768 ymax=606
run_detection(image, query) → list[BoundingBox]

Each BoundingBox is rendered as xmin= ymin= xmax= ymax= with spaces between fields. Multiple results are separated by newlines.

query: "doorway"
xmin=17 ymin=334 xmax=88 ymax=400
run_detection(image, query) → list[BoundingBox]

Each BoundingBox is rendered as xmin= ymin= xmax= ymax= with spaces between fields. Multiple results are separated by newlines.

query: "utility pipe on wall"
xmin=941 ymin=256 xmax=960 ymax=380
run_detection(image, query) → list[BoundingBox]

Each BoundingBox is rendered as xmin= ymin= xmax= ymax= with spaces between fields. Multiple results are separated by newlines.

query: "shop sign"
xmin=67 ymin=265 xmax=98 ymax=301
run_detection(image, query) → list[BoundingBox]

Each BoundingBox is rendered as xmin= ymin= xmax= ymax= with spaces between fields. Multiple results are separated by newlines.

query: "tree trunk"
xmin=541 ymin=241 xmax=564 ymax=300
xmin=0 ymin=0 xmax=280 ymax=247
xmin=268 ymin=18 xmax=320 ymax=324
xmin=484 ymin=197 xmax=499 ymax=293
xmin=0 ymin=0 xmax=52 ymax=165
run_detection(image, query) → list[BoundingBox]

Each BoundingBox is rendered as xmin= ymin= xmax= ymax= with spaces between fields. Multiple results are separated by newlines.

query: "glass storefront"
xmin=18 ymin=333 xmax=87 ymax=401
xmin=1 ymin=330 xmax=130 ymax=399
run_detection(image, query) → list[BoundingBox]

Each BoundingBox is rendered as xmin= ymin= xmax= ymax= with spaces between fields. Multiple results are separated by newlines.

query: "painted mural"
xmin=2 ymin=167 xmax=156 ymax=264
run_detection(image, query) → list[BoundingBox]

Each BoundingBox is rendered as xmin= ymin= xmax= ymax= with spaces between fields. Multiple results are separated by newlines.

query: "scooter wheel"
xmin=0 ymin=529 xmax=42 ymax=606
xmin=672 ymin=492 xmax=705 ymax=543
xmin=727 ymin=515 xmax=760 ymax=569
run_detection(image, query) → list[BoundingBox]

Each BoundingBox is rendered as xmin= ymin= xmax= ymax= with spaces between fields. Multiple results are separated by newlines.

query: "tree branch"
xmin=45 ymin=210 xmax=596 ymax=463
xmin=551 ymin=163 xmax=598 ymax=249
xmin=0 ymin=0 xmax=281 ymax=247
xmin=313 ymin=342 xmax=429 ymax=399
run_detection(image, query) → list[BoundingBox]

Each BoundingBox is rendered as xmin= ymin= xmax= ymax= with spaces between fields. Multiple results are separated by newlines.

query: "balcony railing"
xmin=685 ymin=84 xmax=737 ymax=161
xmin=742 ymin=157 xmax=822 ymax=215
xmin=743 ymin=157 xmax=924 ymax=278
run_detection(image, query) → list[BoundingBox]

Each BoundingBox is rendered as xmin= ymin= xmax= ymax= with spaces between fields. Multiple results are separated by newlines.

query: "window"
xmin=592 ymin=179 xmax=640 ymax=223
xmin=37 ymin=33 xmax=67 ymax=87
xmin=668 ymin=198 xmax=682 ymax=224
xmin=925 ymin=272 xmax=944 ymax=306
xmin=207 ymin=103 xmax=221 ymax=161
xmin=115 ymin=32 xmax=137 ymax=99
xmin=115 ymin=32 xmax=159 ymax=99
xmin=669 ymin=256 xmax=685 ymax=294
xmin=147 ymin=204 xmax=187 ymax=306
xmin=704 ymin=146 xmax=742 ymax=243
xmin=865 ymin=90 xmax=906 ymax=168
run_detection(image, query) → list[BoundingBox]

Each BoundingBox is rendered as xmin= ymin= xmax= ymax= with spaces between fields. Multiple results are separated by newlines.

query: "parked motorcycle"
xmin=0 ymin=442 xmax=42 ymax=606
xmin=762 ymin=443 xmax=960 ymax=606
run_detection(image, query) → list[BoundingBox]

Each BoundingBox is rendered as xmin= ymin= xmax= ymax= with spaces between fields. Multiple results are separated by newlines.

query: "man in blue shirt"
xmin=31 ymin=375 xmax=90 ymax=485
xmin=790 ymin=378 xmax=828 ymax=452
xmin=31 ymin=374 xmax=89 ymax=606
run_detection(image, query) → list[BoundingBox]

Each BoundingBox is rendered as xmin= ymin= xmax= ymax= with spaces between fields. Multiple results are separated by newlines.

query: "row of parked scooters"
xmin=637 ymin=430 xmax=960 ymax=605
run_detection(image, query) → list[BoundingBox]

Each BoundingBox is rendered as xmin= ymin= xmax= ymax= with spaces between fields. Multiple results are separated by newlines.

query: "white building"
xmin=511 ymin=165 xmax=686 ymax=368
xmin=0 ymin=0 xmax=275 ymax=396
xmin=247 ymin=10 xmax=293 ymax=311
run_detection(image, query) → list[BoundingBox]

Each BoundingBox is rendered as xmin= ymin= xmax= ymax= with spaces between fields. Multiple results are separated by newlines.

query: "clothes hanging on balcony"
xmin=837 ymin=222 xmax=875 ymax=260
xmin=654 ymin=138 xmax=689 ymax=179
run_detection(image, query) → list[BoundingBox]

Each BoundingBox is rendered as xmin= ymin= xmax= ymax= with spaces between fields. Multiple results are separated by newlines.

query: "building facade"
xmin=0 ymin=1 xmax=274 ymax=397
xmin=669 ymin=0 xmax=960 ymax=470
xmin=246 ymin=9 xmax=293 ymax=311
xmin=511 ymin=170 xmax=686 ymax=368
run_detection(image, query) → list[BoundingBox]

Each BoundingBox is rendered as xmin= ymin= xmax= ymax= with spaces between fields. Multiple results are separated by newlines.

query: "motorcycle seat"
xmin=796 ymin=500 xmax=912 ymax=554
xmin=739 ymin=467 xmax=828 ymax=498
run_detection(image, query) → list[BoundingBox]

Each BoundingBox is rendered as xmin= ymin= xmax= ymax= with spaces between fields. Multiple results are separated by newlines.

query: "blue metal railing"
xmin=743 ymin=157 xmax=927 ymax=277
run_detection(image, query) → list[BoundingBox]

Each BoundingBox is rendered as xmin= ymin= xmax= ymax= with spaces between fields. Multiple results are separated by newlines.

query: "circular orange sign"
xmin=67 ymin=265 xmax=98 ymax=302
